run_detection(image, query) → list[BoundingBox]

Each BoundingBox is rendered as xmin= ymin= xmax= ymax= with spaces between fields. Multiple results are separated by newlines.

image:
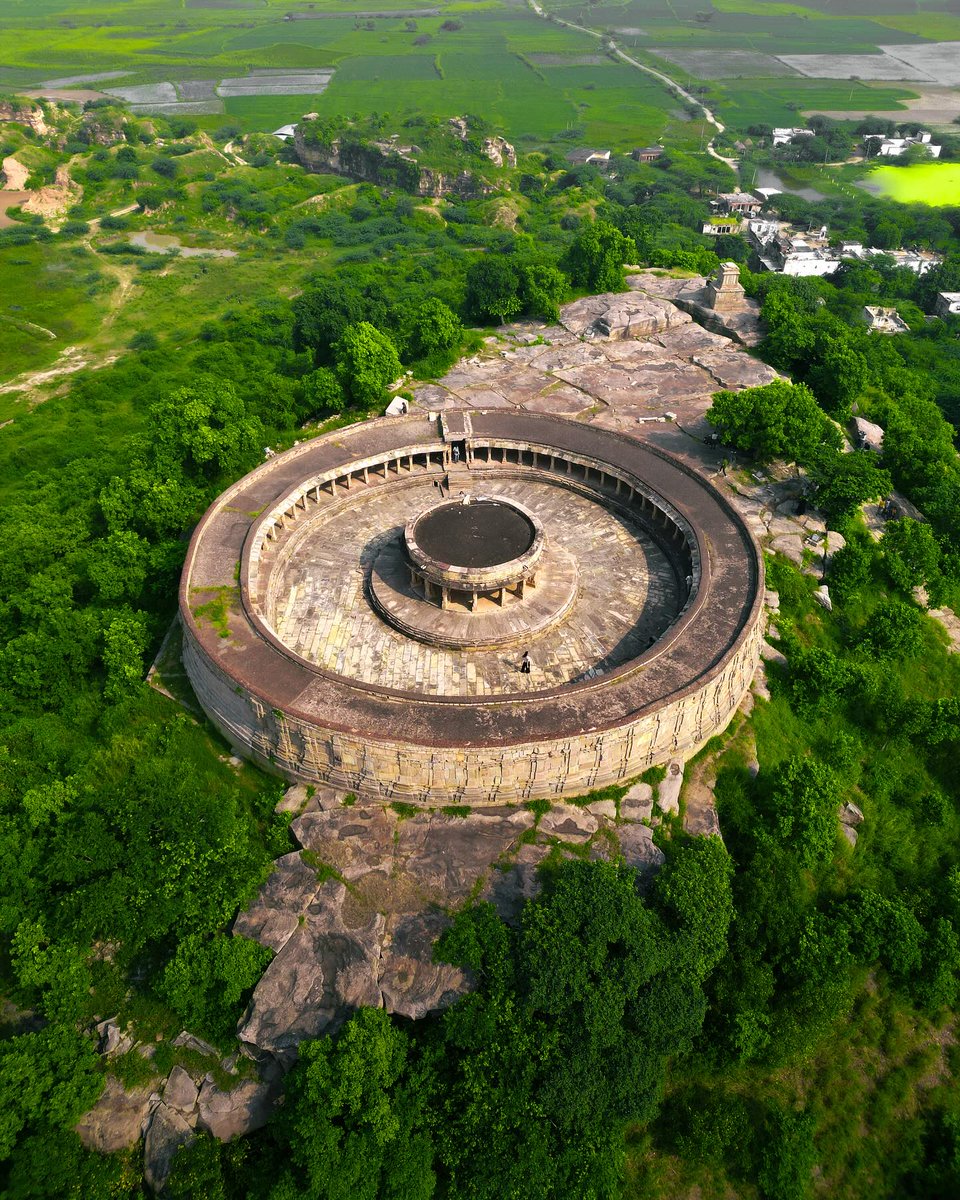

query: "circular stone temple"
xmin=180 ymin=410 xmax=765 ymax=806
xmin=405 ymin=496 xmax=544 ymax=609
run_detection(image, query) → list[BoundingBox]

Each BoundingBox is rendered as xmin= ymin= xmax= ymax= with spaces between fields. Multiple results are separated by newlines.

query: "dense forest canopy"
xmin=2 ymin=80 xmax=960 ymax=1200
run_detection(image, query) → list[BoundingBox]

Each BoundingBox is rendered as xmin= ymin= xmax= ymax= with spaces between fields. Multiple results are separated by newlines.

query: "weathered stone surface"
xmin=691 ymin=351 xmax=779 ymax=391
xmin=764 ymin=589 xmax=780 ymax=613
xmin=239 ymin=880 xmax=385 ymax=1063
xmin=853 ymin=416 xmax=885 ymax=452
xmin=842 ymin=824 xmax=859 ymax=848
xmin=657 ymin=761 xmax=684 ymax=815
xmin=623 ymin=781 xmax=653 ymax=805
xmin=276 ymin=783 xmax=308 ymax=814
xmin=769 ymin=532 xmax=805 ymax=566
xmin=75 ymin=1076 xmax=155 ymax=1153
xmin=196 ymin=1076 xmax=280 ymax=1142
xmin=840 ymin=801 xmax=865 ymax=827
xmin=172 ymin=1031 xmax=220 ymax=1059
xmin=537 ymin=807 xmax=598 ymax=842
xmin=586 ymin=799 xmax=618 ymax=819
xmin=814 ymin=584 xmax=833 ymax=612
xmin=616 ymin=823 xmax=666 ymax=876
xmin=163 ymin=1066 xmax=199 ymax=1114
xmin=144 ymin=1103 xmax=194 ymax=1194
xmin=760 ymin=640 xmax=786 ymax=666
xmin=483 ymin=841 xmax=551 ymax=922
xmin=621 ymin=782 xmax=654 ymax=823
xmin=233 ymin=852 xmax=321 ymax=952
xmin=378 ymin=911 xmax=468 ymax=1020
xmin=96 ymin=1017 xmax=133 ymax=1058
xmin=559 ymin=292 xmax=690 ymax=340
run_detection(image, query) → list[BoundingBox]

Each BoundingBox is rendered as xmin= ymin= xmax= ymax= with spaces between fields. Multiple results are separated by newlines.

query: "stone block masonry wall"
xmin=181 ymin=411 xmax=764 ymax=806
xmin=182 ymin=612 xmax=763 ymax=806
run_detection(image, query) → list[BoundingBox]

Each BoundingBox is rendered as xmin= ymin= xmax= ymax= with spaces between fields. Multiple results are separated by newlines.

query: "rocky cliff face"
xmin=294 ymin=126 xmax=498 ymax=199
xmin=0 ymin=100 xmax=48 ymax=137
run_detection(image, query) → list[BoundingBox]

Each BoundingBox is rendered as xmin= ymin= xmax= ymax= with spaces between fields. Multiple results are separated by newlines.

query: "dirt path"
xmin=87 ymin=201 xmax=138 ymax=232
xmin=0 ymin=346 xmax=115 ymax=397
xmin=524 ymin=0 xmax=738 ymax=171
xmin=0 ymin=234 xmax=136 ymax=402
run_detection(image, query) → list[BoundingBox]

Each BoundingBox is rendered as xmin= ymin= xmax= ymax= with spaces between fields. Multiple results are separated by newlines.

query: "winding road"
xmin=525 ymin=0 xmax=739 ymax=171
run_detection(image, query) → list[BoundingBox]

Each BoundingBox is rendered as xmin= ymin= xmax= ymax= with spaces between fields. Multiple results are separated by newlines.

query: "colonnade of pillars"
xmin=409 ymin=567 xmax=537 ymax=611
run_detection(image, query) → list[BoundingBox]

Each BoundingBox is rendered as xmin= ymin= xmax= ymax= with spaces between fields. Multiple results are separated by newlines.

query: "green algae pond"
xmin=863 ymin=162 xmax=960 ymax=206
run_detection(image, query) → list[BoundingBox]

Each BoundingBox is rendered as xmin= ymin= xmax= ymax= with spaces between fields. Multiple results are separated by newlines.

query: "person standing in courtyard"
xmin=520 ymin=650 xmax=531 ymax=674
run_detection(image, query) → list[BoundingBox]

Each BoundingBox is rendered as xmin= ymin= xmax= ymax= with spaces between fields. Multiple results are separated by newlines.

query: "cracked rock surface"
xmin=235 ymin=799 xmax=666 ymax=1065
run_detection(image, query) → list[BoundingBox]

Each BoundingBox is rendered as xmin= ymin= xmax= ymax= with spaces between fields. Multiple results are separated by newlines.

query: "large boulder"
xmin=75 ymin=1076 xmax=156 ymax=1153
xmin=559 ymin=293 xmax=690 ymax=340
xmin=163 ymin=1065 xmax=199 ymax=1114
xmin=144 ymin=1103 xmax=194 ymax=1194
xmin=196 ymin=1075 xmax=280 ymax=1142
xmin=239 ymin=880 xmax=386 ymax=1063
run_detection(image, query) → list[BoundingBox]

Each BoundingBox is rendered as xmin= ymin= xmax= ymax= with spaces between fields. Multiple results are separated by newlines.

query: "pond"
xmin=859 ymin=162 xmax=960 ymax=206
xmin=129 ymin=231 xmax=237 ymax=257
xmin=0 ymin=190 xmax=32 ymax=228
xmin=751 ymin=168 xmax=828 ymax=203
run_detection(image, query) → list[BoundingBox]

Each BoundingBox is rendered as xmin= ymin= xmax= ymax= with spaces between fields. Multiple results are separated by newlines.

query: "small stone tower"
xmin=706 ymin=261 xmax=746 ymax=312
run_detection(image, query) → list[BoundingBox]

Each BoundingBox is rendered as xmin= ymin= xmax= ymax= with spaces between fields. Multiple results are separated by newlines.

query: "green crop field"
xmin=0 ymin=0 xmax=953 ymax=151
xmin=705 ymin=77 xmax=918 ymax=127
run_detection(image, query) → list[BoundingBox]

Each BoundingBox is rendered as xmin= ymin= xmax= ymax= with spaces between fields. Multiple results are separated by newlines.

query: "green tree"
xmin=85 ymin=530 xmax=149 ymax=602
xmin=293 ymin=281 xmax=365 ymax=365
xmin=520 ymin=261 xmax=568 ymax=323
xmin=407 ymin=297 xmax=462 ymax=363
xmin=707 ymin=380 xmax=840 ymax=465
xmin=276 ymin=1007 xmax=435 ymax=1200
xmin=157 ymin=933 xmax=273 ymax=1044
xmin=0 ymin=1028 xmax=102 ymax=1161
xmin=464 ymin=257 xmax=522 ymax=324
xmin=763 ymin=757 xmax=840 ymax=870
xmin=882 ymin=517 xmax=941 ymax=594
xmin=809 ymin=449 xmax=891 ymax=522
xmin=303 ymin=367 xmax=346 ymax=415
xmin=101 ymin=609 xmax=149 ymax=702
xmin=149 ymin=378 xmax=263 ymax=481
xmin=566 ymin=219 xmax=636 ymax=293
xmin=334 ymin=322 xmax=402 ymax=405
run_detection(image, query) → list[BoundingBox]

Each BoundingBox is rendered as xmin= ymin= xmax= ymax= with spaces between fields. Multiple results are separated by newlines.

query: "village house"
xmin=840 ymin=242 xmax=941 ymax=276
xmin=748 ymin=219 xmax=840 ymax=276
xmin=936 ymin=292 xmax=960 ymax=318
xmin=715 ymin=191 xmax=763 ymax=216
xmin=862 ymin=306 xmax=910 ymax=335
xmin=632 ymin=145 xmax=664 ymax=163
xmin=771 ymin=127 xmax=815 ymax=147
xmin=863 ymin=131 xmax=941 ymax=158
xmin=702 ymin=216 xmax=741 ymax=236
xmin=565 ymin=148 xmax=611 ymax=165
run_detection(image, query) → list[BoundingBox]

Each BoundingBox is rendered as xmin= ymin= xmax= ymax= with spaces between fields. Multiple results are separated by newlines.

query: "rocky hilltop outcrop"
xmin=0 ymin=99 xmax=48 ymax=136
xmin=294 ymin=115 xmax=514 ymax=198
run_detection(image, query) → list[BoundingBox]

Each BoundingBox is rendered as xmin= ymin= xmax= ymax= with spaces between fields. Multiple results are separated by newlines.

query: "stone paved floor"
xmin=268 ymin=477 xmax=680 ymax=696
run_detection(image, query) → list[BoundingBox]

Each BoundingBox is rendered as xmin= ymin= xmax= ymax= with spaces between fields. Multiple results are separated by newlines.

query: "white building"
xmin=749 ymin=219 xmax=841 ymax=276
xmin=841 ymin=243 xmax=941 ymax=276
xmin=863 ymin=306 xmax=909 ymax=335
xmin=936 ymin=292 xmax=960 ymax=318
xmin=864 ymin=131 xmax=941 ymax=158
xmin=271 ymin=124 xmax=297 ymax=140
xmin=772 ymin=127 xmax=815 ymax=147
xmin=702 ymin=217 xmax=741 ymax=236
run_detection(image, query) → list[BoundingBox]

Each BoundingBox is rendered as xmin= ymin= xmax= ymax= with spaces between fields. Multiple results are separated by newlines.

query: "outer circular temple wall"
xmin=179 ymin=411 xmax=765 ymax=806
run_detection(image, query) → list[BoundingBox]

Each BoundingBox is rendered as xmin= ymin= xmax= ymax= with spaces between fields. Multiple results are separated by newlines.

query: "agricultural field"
xmin=3 ymin=0 xmax=958 ymax=151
